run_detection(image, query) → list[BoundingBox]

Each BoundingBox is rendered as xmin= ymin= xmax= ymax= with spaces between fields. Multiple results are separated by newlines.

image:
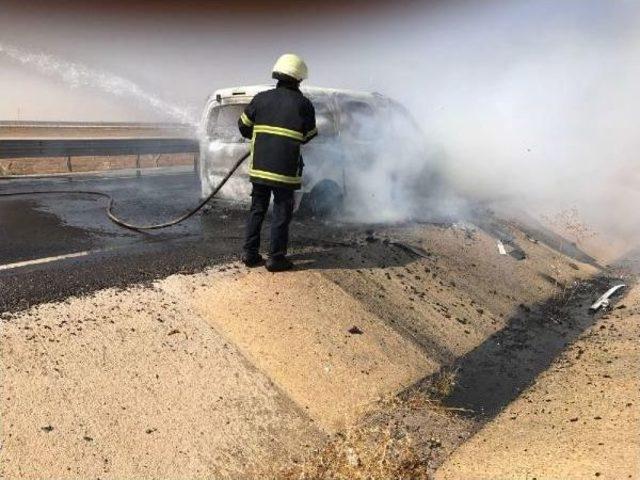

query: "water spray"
xmin=0 ymin=43 xmax=196 ymax=126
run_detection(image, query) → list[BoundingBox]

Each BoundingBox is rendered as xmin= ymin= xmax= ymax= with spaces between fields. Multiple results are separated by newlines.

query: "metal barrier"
xmin=0 ymin=138 xmax=200 ymax=176
xmin=0 ymin=138 xmax=198 ymax=159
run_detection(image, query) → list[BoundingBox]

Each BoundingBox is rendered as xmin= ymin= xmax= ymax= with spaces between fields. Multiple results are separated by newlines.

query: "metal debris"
xmin=589 ymin=284 xmax=626 ymax=311
xmin=496 ymin=239 xmax=526 ymax=260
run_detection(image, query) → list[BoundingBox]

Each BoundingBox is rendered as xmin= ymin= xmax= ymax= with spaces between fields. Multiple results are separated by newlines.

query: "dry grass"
xmin=429 ymin=366 xmax=459 ymax=399
xmin=542 ymin=207 xmax=598 ymax=301
xmin=262 ymin=387 xmax=468 ymax=480
xmin=272 ymin=423 xmax=433 ymax=480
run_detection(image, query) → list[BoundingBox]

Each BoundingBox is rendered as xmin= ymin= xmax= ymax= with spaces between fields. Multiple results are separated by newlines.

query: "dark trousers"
xmin=244 ymin=183 xmax=294 ymax=258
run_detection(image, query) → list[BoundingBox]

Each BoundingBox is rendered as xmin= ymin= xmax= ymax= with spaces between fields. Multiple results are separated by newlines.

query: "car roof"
xmin=209 ymin=85 xmax=383 ymax=104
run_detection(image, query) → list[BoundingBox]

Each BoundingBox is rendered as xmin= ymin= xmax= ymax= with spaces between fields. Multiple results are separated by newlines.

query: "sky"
xmin=1 ymin=1 xmax=635 ymax=123
xmin=0 ymin=0 xmax=429 ymax=122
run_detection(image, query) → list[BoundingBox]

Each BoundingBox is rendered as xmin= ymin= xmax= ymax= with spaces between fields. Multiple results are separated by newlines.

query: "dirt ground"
xmin=1 ymin=212 xmax=637 ymax=479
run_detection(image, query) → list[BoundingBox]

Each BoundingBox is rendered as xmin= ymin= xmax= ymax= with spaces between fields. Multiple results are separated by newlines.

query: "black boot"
xmin=265 ymin=255 xmax=294 ymax=272
xmin=242 ymin=253 xmax=264 ymax=268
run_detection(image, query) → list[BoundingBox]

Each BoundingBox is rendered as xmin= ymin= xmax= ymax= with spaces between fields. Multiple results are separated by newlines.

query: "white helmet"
xmin=272 ymin=53 xmax=308 ymax=82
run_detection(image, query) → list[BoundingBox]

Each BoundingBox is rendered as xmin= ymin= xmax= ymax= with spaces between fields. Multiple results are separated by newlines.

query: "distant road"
xmin=0 ymin=121 xmax=197 ymax=140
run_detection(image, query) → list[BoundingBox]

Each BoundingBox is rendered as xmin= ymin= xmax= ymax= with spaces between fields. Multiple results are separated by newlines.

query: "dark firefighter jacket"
xmin=238 ymin=83 xmax=317 ymax=190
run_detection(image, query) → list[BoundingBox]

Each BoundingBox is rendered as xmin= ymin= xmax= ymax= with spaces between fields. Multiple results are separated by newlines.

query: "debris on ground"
xmin=508 ymin=248 xmax=527 ymax=261
xmin=589 ymin=284 xmax=626 ymax=311
xmin=386 ymin=240 xmax=431 ymax=259
xmin=266 ymin=392 xmax=458 ymax=480
xmin=3 ymin=203 xmax=635 ymax=479
xmin=270 ymin=420 xmax=431 ymax=480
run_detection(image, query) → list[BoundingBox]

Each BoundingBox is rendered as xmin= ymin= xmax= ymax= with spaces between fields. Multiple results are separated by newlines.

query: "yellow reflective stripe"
xmin=304 ymin=127 xmax=318 ymax=140
xmin=250 ymin=130 xmax=257 ymax=164
xmin=253 ymin=124 xmax=303 ymax=141
xmin=240 ymin=112 xmax=254 ymax=127
xmin=249 ymin=168 xmax=301 ymax=184
xmin=249 ymin=125 xmax=302 ymax=184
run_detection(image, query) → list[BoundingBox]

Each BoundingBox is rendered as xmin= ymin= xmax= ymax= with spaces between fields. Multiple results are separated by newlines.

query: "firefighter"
xmin=238 ymin=53 xmax=318 ymax=272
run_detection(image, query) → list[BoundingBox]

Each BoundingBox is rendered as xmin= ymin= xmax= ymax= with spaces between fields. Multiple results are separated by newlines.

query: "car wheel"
xmin=297 ymin=179 xmax=344 ymax=218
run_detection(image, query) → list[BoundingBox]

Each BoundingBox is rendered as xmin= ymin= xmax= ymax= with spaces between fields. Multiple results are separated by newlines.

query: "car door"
xmin=299 ymin=93 xmax=344 ymax=193
xmin=200 ymin=100 xmax=252 ymax=198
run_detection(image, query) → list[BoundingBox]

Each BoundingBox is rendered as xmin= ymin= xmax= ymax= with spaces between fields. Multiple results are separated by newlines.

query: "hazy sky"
xmin=0 ymin=0 xmax=429 ymax=121
xmin=1 ymin=0 xmax=634 ymax=123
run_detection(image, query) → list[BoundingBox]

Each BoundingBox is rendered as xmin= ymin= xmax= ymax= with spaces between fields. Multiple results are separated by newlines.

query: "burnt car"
xmin=199 ymin=85 xmax=426 ymax=216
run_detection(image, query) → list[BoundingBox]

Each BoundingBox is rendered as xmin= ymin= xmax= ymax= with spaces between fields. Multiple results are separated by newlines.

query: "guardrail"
xmin=0 ymin=138 xmax=198 ymax=158
xmin=0 ymin=138 xmax=200 ymax=176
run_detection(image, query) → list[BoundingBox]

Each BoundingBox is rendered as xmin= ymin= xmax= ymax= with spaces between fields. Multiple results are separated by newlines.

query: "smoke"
xmin=314 ymin=104 xmax=452 ymax=224
xmin=406 ymin=2 xmax=640 ymax=202
xmin=0 ymin=42 xmax=196 ymax=125
xmin=323 ymin=0 xmax=640 ymax=255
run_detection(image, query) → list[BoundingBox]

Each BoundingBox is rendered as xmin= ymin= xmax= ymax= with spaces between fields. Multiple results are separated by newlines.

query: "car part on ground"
xmin=589 ymin=284 xmax=626 ymax=311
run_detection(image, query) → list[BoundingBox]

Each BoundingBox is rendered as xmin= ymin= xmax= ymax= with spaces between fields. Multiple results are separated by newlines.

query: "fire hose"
xmin=0 ymin=151 xmax=250 ymax=232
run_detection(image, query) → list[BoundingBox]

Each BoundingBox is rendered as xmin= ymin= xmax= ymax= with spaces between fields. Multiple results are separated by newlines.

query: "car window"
xmin=207 ymin=104 xmax=246 ymax=142
xmin=312 ymin=100 xmax=338 ymax=141
xmin=339 ymin=100 xmax=378 ymax=141
xmin=209 ymin=101 xmax=336 ymax=143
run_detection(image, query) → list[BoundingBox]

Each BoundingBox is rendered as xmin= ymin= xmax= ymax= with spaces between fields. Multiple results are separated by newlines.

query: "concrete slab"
xmin=161 ymin=266 xmax=437 ymax=432
xmin=0 ymin=285 xmax=319 ymax=479
xmin=70 ymin=155 xmax=137 ymax=172
xmin=0 ymin=157 xmax=68 ymax=175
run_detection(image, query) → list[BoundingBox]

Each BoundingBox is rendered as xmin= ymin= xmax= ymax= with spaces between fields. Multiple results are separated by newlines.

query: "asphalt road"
xmin=0 ymin=169 xmax=251 ymax=312
xmin=6 ymin=169 xmax=629 ymax=316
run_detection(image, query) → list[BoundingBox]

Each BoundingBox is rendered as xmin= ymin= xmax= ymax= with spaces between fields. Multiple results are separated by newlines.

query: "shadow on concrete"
xmin=407 ymin=274 xmax=618 ymax=419
xmin=288 ymin=236 xmax=418 ymax=272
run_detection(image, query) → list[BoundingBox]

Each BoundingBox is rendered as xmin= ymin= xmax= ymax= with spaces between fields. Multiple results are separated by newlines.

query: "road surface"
xmin=0 ymin=169 xmax=249 ymax=312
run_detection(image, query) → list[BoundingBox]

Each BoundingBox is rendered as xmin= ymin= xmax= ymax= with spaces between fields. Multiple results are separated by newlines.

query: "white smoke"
xmin=319 ymin=0 xmax=640 ymax=251
xmin=327 ymin=104 xmax=450 ymax=224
